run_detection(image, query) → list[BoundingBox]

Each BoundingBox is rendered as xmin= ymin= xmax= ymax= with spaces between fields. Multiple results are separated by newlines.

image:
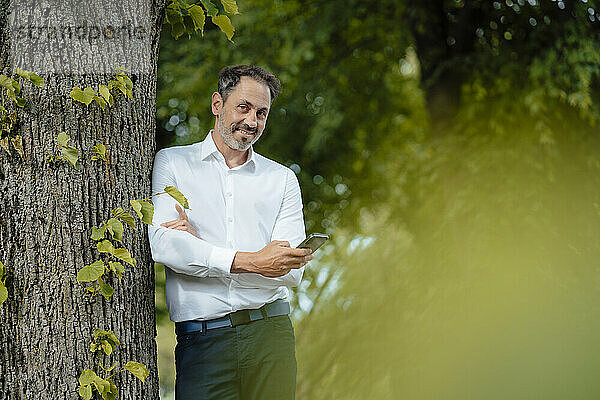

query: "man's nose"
xmin=245 ymin=111 xmax=258 ymax=128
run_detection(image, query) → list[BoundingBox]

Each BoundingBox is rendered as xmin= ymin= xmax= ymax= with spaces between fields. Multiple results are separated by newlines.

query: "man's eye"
xmin=238 ymin=104 xmax=248 ymax=110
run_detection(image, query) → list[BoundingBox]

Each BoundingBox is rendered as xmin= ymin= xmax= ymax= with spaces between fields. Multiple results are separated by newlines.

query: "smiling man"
xmin=148 ymin=65 xmax=312 ymax=400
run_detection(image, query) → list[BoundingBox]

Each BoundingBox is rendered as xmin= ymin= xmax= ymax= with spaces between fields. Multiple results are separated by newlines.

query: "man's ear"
xmin=211 ymin=92 xmax=223 ymax=116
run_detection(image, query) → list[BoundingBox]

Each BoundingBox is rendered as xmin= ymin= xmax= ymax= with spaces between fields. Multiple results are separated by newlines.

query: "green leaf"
xmin=106 ymin=218 xmax=123 ymax=242
xmin=91 ymin=225 xmax=107 ymax=241
xmin=113 ymin=248 xmax=136 ymax=266
xmin=0 ymin=260 xmax=5 ymax=279
xmin=131 ymin=199 xmax=154 ymax=225
xmin=0 ymin=75 xmax=15 ymax=90
xmin=76 ymin=261 xmax=105 ymax=282
xmin=100 ymin=282 xmax=114 ymax=301
xmin=118 ymin=212 xmax=135 ymax=229
xmin=11 ymin=135 xmax=24 ymax=158
xmin=60 ymin=146 xmax=80 ymax=169
xmin=97 ymin=240 xmax=115 ymax=254
xmin=211 ymin=15 xmax=235 ymax=41
xmin=200 ymin=0 xmax=218 ymax=17
xmin=92 ymin=143 xmax=107 ymax=161
xmin=171 ymin=21 xmax=185 ymax=39
xmin=57 ymin=131 xmax=70 ymax=147
xmin=93 ymin=329 xmax=120 ymax=347
xmin=220 ymin=0 xmax=239 ymax=14
xmin=188 ymin=4 xmax=206 ymax=32
xmin=93 ymin=95 xmax=106 ymax=110
xmin=70 ymin=87 xmax=95 ymax=106
xmin=0 ymin=283 xmax=7 ymax=307
xmin=124 ymin=361 xmax=150 ymax=383
xmin=16 ymin=68 xmax=44 ymax=87
xmin=109 ymin=261 xmax=125 ymax=280
xmin=78 ymin=384 xmax=92 ymax=400
xmin=100 ymin=339 xmax=113 ymax=355
xmin=78 ymin=369 xmax=99 ymax=386
xmin=164 ymin=186 xmax=190 ymax=209
xmin=15 ymin=97 xmax=25 ymax=107
xmin=98 ymin=85 xmax=111 ymax=103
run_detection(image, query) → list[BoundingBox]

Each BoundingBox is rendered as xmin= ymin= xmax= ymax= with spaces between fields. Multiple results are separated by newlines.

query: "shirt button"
xmin=228 ymin=217 xmax=233 ymax=222
xmin=226 ymin=192 xmax=232 ymax=197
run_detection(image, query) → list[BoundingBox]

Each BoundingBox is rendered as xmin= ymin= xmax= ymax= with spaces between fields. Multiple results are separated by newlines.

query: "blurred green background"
xmin=154 ymin=0 xmax=600 ymax=398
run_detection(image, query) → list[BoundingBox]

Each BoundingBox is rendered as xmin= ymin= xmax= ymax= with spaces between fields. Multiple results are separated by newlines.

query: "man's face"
xmin=215 ymin=76 xmax=271 ymax=151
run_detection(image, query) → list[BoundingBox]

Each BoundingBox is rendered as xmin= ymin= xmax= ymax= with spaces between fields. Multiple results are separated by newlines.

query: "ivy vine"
xmin=0 ymin=68 xmax=44 ymax=157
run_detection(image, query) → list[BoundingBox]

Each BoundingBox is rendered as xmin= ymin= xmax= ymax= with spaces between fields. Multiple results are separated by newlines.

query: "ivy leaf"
xmin=171 ymin=21 xmax=185 ymax=39
xmin=76 ymin=261 xmax=105 ymax=282
xmin=111 ymin=207 xmax=135 ymax=229
xmin=0 ymin=260 xmax=5 ymax=279
xmin=97 ymin=240 xmax=115 ymax=254
xmin=57 ymin=131 xmax=70 ymax=147
xmin=130 ymin=199 xmax=142 ymax=218
xmin=98 ymin=85 xmax=111 ymax=103
xmin=93 ymin=95 xmax=106 ymax=110
xmin=100 ymin=282 xmax=114 ymax=301
xmin=164 ymin=186 xmax=190 ymax=209
xmin=109 ymin=261 xmax=125 ymax=280
xmin=124 ymin=361 xmax=150 ymax=383
xmin=70 ymin=87 xmax=94 ymax=106
xmin=11 ymin=135 xmax=24 ymax=158
xmin=220 ymin=0 xmax=239 ymax=15
xmin=0 ymin=283 xmax=7 ymax=307
xmin=100 ymin=339 xmax=113 ymax=355
xmin=106 ymin=218 xmax=123 ymax=242
xmin=131 ymin=199 xmax=154 ymax=224
xmin=78 ymin=369 xmax=99 ymax=386
xmin=212 ymin=15 xmax=234 ymax=41
xmin=16 ymin=68 xmax=44 ymax=87
xmin=200 ymin=0 xmax=218 ymax=17
xmin=60 ymin=146 xmax=80 ymax=169
xmin=91 ymin=225 xmax=107 ymax=241
xmin=118 ymin=212 xmax=135 ymax=229
xmin=92 ymin=143 xmax=107 ymax=161
xmin=113 ymin=248 xmax=136 ymax=266
xmin=78 ymin=384 xmax=92 ymax=400
xmin=188 ymin=4 xmax=206 ymax=32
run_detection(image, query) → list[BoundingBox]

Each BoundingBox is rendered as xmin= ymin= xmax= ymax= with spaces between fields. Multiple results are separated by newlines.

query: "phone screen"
xmin=297 ymin=233 xmax=329 ymax=253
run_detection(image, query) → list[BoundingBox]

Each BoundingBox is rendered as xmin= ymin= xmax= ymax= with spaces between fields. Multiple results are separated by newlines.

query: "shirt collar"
xmin=201 ymin=130 xmax=257 ymax=170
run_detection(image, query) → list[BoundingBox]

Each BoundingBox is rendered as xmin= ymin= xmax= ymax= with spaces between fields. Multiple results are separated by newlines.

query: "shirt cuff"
xmin=208 ymin=246 xmax=236 ymax=276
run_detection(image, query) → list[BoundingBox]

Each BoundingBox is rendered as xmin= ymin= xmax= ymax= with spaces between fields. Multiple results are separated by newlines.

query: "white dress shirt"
xmin=148 ymin=131 xmax=306 ymax=322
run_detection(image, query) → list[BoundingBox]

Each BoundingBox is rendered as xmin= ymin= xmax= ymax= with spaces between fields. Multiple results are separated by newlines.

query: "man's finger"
xmin=161 ymin=218 xmax=182 ymax=227
xmin=175 ymin=204 xmax=188 ymax=220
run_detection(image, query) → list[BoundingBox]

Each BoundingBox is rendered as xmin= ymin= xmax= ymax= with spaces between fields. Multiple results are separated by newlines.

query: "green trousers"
xmin=175 ymin=315 xmax=297 ymax=400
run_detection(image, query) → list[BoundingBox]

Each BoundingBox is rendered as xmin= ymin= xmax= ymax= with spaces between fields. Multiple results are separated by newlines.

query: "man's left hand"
xmin=160 ymin=204 xmax=200 ymax=239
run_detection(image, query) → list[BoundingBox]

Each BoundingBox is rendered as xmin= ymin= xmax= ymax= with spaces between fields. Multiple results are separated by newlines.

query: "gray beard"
xmin=217 ymin=117 xmax=251 ymax=151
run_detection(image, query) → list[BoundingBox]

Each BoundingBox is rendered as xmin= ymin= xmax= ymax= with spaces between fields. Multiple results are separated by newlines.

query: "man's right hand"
xmin=231 ymin=241 xmax=313 ymax=277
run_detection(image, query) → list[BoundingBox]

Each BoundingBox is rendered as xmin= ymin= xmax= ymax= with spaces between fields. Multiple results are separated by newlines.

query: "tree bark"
xmin=0 ymin=1 xmax=165 ymax=399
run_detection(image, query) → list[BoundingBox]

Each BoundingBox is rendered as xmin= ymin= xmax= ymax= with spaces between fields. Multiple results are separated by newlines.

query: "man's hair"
xmin=218 ymin=65 xmax=281 ymax=104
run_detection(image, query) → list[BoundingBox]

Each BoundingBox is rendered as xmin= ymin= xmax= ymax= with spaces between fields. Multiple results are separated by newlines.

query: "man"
xmin=148 ymin=65 xmax=312 ymax=400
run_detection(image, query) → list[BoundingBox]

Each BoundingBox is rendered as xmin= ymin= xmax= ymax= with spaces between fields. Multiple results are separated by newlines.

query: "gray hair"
xmin=218 ymin=65 xmax=281 ymax=104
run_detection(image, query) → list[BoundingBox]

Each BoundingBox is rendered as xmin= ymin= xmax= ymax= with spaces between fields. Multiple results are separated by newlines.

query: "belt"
xmin=175 ymin=299 xmax=290 ymax=335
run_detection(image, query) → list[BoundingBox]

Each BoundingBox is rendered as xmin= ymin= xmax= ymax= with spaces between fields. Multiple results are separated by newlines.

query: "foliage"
xmin=153 ymin=0 xmax=600 ymax=398
xmin=69 ymin=69 xmax=134 ymax=109
xmin=77 ymin=187 xmax=189 ymax=300
xmin=0 ymin=68 xmax=44 ymax=157
xmin=163 ymin=0 xmax=239 ymax=40
xmin=47 ymin=131 xmax=80 ymax=168
xmin=78 ymin=330 xmax=149 ymax=400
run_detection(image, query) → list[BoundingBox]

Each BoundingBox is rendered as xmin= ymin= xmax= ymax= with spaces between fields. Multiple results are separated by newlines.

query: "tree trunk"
xmin=0 ymin=1 xmax=165 ymax=399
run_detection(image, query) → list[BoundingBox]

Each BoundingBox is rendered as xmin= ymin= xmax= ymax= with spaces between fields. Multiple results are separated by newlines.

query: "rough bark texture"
xmin=0 ymin=1 xmax=165 ymax=399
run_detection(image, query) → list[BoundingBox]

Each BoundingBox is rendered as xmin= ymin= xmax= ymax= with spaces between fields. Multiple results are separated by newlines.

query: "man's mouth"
xmin=235 ymin=128 xmax=256 ymax=136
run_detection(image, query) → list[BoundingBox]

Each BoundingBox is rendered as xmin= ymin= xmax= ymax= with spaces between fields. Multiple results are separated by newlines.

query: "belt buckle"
xmin=230 ymin=310 xmax=251 ymax=327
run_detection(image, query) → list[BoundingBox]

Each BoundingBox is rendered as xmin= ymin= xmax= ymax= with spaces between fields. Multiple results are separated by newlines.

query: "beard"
xmin=217 ymin=113 xmax=258 ymax=151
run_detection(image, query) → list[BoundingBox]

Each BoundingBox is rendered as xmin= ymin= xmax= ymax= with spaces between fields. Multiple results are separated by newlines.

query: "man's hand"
xmin=232 ymin=241 xmax=313 ymax=278
xmin=160 ymin=204 xmax=200 ymax=239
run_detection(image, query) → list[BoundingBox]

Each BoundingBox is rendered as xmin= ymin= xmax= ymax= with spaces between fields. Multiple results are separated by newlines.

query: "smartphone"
xmin=297 ymin=233 xmax=329 ymax=253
